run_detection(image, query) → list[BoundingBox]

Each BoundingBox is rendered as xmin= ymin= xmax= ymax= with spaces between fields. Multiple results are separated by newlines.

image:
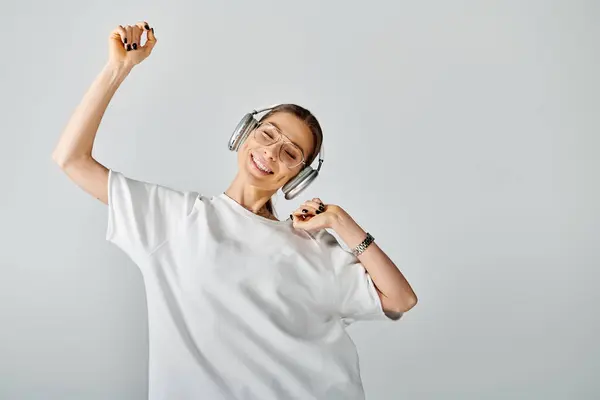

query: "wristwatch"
xmin=352 ymin=233 xmax=375 ymax=256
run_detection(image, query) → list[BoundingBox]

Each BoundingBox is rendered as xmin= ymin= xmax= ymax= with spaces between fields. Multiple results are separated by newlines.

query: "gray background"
xmin=1 ymin=1 xmax=598 ymax=399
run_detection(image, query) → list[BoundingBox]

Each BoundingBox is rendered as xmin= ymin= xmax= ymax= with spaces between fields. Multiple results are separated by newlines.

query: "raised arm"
xmin=52 ymin=21 xmax=157 ymax=204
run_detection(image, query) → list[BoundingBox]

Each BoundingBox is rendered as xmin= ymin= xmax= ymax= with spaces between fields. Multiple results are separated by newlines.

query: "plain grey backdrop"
xmin=1 ymin=0 xmax=598 ymax=399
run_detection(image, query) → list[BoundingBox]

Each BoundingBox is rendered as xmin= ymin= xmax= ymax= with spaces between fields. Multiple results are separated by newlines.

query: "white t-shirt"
xmin=106 ymin=169 xmax=402 ymax=400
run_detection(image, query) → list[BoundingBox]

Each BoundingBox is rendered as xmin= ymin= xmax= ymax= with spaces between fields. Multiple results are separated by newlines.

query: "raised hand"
xmin=108 ymin=21 xmax=157 ymax=68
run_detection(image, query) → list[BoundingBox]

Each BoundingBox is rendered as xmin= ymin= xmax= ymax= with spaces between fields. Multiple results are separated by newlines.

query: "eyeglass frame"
xmin=252 ymin=122 xmax=307 ymax=169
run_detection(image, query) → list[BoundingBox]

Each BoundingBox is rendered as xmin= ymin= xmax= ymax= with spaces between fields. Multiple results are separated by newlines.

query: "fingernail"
xmin=145 ymin=24 xmax=150 ymax=30
xmin=124 ymin=38 xmax=127 ymax=44
xmin=132 ymin=43 xmax=137 ymax=50
xmin=151 ymin=27 xmax=154 ymax=34
xmin=319 ymin=205 xmax=325 ymax=211
xmin=126 ymin=44 xmax=132 ymax=51
xmin=302 ymin=209 xmax=308 ymax=213
xmin=316 ymin=210 xmax=322 ymax=214
xmin=289 ymin=214 xmax=294 ymax=220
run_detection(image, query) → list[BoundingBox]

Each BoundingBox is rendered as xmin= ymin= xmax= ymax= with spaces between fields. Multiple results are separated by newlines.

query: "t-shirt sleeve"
xmin=319 ymin=230 xmax=403 ymax=326
xmin=106 ymin=169 xmax=199 ymax=261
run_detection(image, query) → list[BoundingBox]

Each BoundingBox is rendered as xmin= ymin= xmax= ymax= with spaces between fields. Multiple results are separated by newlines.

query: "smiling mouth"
xmin=250 ymin=153 xmax=274 ymax=174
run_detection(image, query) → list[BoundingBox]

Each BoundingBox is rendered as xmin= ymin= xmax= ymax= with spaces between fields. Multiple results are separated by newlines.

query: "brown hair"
xmin=258 ymin=104 xmax=323 ymax=219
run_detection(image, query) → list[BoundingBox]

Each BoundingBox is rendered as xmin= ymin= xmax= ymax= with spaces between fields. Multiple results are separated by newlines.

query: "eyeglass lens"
xmin=254 ymin=124 xmax=304 ymax=168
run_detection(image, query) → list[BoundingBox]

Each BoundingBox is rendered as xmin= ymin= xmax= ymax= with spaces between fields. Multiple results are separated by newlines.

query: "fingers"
xmin=110 ymin=25 xmax=127 ymax=48
xmin=292 ymin=205 xmax=312 ymax=221
xmin=123 ymin=25 xmax=133 ymax=50
xmin=312 ymin=198 xmax=326 ymax=214
xmin=304 ymin=200 xmax=325 ymax=213
xmin=130 ymin=21 xmax=156 ymax=54
xmin=130 ymin=21 xmax=149 ymax=50
xmin=122 ymin=23 xmax=141 ymax=51
xmin=142 ymin=24 xmax=157 ymax=53
xmin=111 ymin=22 xmax=156 ymax=54
xmin=132 ymin=27 xmax=141 ymax=51
xmin=135 ymin=21 xmax=150 ymax=33
xmin=291 ymin=210 xmax=311 ymax=222
xmin=293 ymin=199 xmax=326 ymax=220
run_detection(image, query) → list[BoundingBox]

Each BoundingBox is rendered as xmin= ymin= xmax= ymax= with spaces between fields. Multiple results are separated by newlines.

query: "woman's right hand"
xmin=108 ymin=21 xmax=157 ymax=68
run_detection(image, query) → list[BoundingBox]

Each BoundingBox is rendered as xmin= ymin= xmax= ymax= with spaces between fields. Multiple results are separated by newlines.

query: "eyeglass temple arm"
xmin=315 ymin=145 xmax=324 ymax=171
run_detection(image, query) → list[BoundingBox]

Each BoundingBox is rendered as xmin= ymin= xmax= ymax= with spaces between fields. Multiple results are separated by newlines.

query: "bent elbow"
xmin=398 ymin=296 xmax=418 ymax=313
xmin=52 ymin=152 xmax=85 ymax=170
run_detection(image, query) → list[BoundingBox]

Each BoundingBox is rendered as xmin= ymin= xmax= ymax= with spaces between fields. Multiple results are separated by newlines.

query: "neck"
xmin=224 ymin=174 xmax=278 ymax=220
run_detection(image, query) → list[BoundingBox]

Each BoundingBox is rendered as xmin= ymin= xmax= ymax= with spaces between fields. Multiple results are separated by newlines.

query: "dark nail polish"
xmin=289 ymin=214 xmax=294 ymax=220
xmin=145 ymin=24 xmax=150 ymax=30
xmin=151 ymin=27 xmax=154 ymax=34
xmin=124 ymin=38 xmax=127 ymax=44
xmin=319 ymin=205 xmax=325 ymax=211
xmin=302 ymin=209 xmax=308 ymax=213
xmin=316 ymin=210 xmax=322 ymax=214
xmin=126 ymin=44 xmax=131 ymax=51
xmin=132 ymin=43 xmax=137 ymax=50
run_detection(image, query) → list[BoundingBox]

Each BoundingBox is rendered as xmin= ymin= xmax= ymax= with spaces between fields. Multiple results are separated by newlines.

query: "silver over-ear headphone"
xmin=228 ymin=105 xmax=325 ymax=200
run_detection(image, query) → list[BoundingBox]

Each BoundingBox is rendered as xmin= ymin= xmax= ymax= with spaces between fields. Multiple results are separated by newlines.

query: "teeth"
xmin=252 ymin=154 xmax=271 ymax=173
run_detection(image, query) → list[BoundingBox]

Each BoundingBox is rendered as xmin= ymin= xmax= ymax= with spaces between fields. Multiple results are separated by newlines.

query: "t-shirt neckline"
xmin=218 ymin=193 xmax=292 ymax=226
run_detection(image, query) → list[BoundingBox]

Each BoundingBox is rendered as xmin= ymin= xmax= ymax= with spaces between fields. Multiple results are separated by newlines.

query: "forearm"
xmin=52 ymin=62 xmax=133 ymax=166
xmin=330 ymin=208 xmax=418 ymax=311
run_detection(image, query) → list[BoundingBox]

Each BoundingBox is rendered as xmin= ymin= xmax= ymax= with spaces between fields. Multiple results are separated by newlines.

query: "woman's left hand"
xmin=291 ymin=198 xmax=342 ymax=232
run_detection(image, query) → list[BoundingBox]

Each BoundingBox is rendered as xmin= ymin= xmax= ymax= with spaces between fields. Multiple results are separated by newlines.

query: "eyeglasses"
xmin=252 ymin=122 xmax=306 ymax=168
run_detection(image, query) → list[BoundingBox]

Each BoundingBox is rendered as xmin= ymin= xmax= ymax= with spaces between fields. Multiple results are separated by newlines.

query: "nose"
xmin=262 ymin=142 xmax=281 ymax=162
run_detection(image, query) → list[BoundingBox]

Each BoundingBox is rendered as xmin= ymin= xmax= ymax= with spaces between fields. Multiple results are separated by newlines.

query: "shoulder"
xmin=108 ymin=169 xmax=201 ymax=215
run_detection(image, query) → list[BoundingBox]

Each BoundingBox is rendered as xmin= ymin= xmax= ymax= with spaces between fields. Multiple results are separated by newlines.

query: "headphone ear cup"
xmin=282 ymin=167 xmax=319 ymax=200
xmin=229 ymin=113 xmax=259 ymax=152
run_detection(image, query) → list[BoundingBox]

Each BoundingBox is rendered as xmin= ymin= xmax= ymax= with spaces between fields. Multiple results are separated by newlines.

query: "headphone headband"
xmin=251 ymin=105 xmax=280 ymax=115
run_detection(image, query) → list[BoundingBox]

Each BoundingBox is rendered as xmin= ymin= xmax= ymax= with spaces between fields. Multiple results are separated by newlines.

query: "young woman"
xmin=52 ymin=21 xmax=418 ymax=400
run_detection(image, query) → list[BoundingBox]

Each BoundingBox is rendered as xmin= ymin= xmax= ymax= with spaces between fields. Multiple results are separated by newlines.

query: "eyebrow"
xmin=264 ymin=121 xmax=306 ymax=153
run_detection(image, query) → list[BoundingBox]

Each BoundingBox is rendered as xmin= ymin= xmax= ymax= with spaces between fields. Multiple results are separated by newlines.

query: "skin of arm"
xmin=330 ymin=207 xmax=418 ymax=314
xmin=53 ymin=22 xmax=154 ymax=204
xmin=52 ymin=62 xmax=133 ymax=204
